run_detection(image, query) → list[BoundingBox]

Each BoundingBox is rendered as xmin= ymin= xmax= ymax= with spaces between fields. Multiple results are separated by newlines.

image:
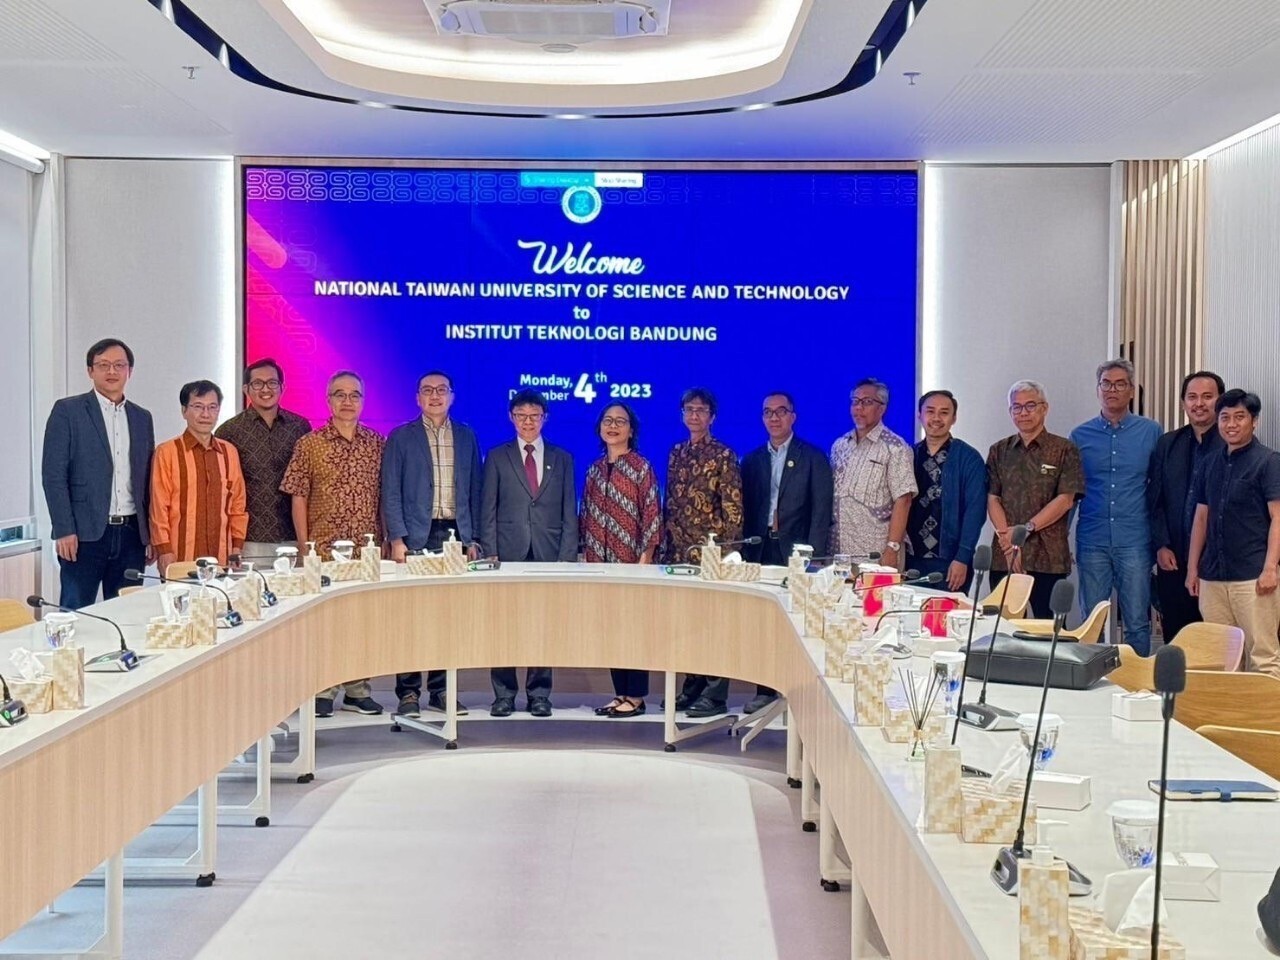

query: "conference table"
xmin=0 ymin=565 xmax=1276 ymax=959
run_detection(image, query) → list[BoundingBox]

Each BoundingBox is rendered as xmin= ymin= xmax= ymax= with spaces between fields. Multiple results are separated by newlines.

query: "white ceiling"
xmin=1 ymin=0 xmax=1279 ymax=161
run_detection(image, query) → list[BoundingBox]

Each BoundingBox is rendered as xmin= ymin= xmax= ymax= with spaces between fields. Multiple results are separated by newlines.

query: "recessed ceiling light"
xmin=360 ymin=100 xmax=391 ymax=108
xmin=541 ymin=43 xmax=578 ymax=53
xmin=742 ymin=103 xmax=770 ymax=112
xmin=554 ymin=113 xmax=588 ymax=120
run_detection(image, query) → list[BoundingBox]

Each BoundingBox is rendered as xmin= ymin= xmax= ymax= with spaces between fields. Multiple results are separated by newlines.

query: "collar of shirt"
xmin=181 ymin=429 xmax=218 ymax=452
xmin=769 ymin=435 xmax=792 ymax=459
xmin=321 ymin=419 xmax=370 ymax=443
xmin=1095 ymin=412 xmax=1136 ymax=430
xmin=517 ymin=435 xmax=544 ymax=455
xmin=916 ymin=436 xmax=952 ymax=457
xmin=243 ymin=405 xmax=292 ymax=428
xmin=1226 ymin=438 xmax=1258 ymax=460
xmin=95 ymin=389 xmax=126 ymax=413
xmin=422 ymin=415 xmax=452 ymax=436
xmin=1013 ymin=430 xmax=1045 ymax=450
xmin=855 ymin=422 xmax=886 ymax=445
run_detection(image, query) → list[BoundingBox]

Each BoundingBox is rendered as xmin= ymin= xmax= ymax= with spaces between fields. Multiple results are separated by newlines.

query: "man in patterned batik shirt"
xmin=661 ymin=387 xmax=744 ymax=718
xmin=830 ymin=378 xmax=917 ymax=569
xmin=280 ymin=370 xmax=385 ymax=719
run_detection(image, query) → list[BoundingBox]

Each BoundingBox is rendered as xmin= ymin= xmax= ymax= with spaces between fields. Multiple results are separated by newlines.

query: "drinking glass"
xmin=931 ymin=651 xmax=966 ymax=716
xmin=1107 ymin=800 xmax=1159 ymax=868
xmin=1017 ymin=713 xmax=1063 ymax=770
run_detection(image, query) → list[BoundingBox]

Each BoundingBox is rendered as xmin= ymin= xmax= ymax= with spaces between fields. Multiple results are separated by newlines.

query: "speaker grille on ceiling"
xmin=429 ymin=0 xmax=666 ymax=43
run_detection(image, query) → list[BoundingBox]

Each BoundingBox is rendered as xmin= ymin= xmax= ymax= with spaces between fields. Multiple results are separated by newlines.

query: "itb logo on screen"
xmin=562 ymin=186 xmax=603 ymax=224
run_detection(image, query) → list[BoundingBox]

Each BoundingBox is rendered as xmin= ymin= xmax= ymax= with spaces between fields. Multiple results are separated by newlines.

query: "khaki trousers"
xmin=1198 ymin=580 xmax=1280 ymax=678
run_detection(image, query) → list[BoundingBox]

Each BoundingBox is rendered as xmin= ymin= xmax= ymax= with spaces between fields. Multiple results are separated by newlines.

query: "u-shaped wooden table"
xmin=1 ymin=565 xmax=1275 ymax=959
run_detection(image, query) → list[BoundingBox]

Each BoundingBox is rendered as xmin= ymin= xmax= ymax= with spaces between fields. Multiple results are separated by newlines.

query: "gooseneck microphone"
xmin=960 ymin=525 xmax=1028 ymax=731
xmin=26 ymin=595 xmax=139 ymax=672
xmin=992 ymin=579 xmax=1091 ymax=897
xmin=125 ymin=567 xmax=243 ymax=627
xmin=1151 ymin=644 xmax=1186 ymax=959
xmin=684 ymin=535 xmax=763 ymax=559
xmin=952 ymin=543 xmax=992 ymax=746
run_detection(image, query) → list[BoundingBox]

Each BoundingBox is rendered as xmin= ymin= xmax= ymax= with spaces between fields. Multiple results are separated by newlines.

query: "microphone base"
xmin=85 ymin=649 xmax=140 ymax=673
xmin=663 ymin=564 xmax=700 ymax=576
xmin=0 ymin=697 xmax=29 ymax=726
xmin=217 ymin=611 xmax=244 ymax=629
xmin=261 ymin=591 xmax=279 ymax=607
xmin=991 ymin=845 xmax=1093 ymax=897
xmin=959 ymin=701 xmax=1021 ymax=731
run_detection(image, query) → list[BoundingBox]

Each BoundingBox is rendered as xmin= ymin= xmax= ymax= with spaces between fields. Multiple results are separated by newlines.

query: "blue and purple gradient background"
xmin=243 ymin=165 xmax=918 ymax=483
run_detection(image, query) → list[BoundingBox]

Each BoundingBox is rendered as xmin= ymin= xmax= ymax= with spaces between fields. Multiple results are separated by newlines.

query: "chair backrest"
xmin=1195 ymin=725 xmax=1280 ymax=780
xmin=165 ymin=561 xmax=199 ymax=581
xmin=1175 ymin=670 xmax=1280 ymax=733
xmin=1171 ymin=621 xmax=1246 ymax=671
xmin=1069 ymin=600 xmax=1111 ymax=643
xmin=1108 ymin=645 xmax=1155 ymax=692
xmin=0 ymin=597 xmax=34 ymax=633
xmin=118 ymin=585 xmax=145 ymax=596
xmin=977 ymin=573 xmax=1034 ymax=618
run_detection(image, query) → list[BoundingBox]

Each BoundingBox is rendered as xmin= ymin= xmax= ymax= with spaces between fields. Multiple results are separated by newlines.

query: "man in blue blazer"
xmin=382 ymin=370 xmax=483 ymax=717
xmin=480 ymin=389 xmax=578 ymax=717
xmin=41 ymin=339 xmax=155 ymax=608
xmin=906 ymin=390 xmax=988 ymax=593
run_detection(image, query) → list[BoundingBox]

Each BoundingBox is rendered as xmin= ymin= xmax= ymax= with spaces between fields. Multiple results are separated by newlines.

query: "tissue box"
xmin=718 ymin=562 xmax=761 ymax=582
xmin=405 ymin=553 xmax=448 ymax=576
xmin=146 ymin=619 xmax=193 ymax=649
xmin=1111 ymin=691 xmax=1162 ymax=722
xmin=323 ymin=560 xmax=365 ymax=582
xmin=960 ymin=779 xmax=1036 ymax=844
xmin=8 ymin=677 xmax=53 ymax=714
xmin=1159 ymin=852 xmax=1220 ymax=901
xmin=1030 ymin=771 xmax=1093 ymax=811
xmin=1067 ymin=905 xmax=1184 ymax=959
xmin=913 ymin=635 xmax=962 ymax=657
xmin=267 ymin=571 xmax=306 ymax=597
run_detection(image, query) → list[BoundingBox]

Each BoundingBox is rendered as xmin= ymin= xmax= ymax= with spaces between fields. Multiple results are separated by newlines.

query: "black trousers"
xmin=491 ymin=544 xmax=553 ymax=701
xmin=58 ymin=517 xmax=145 ymax=609
xmin=1155 ymin=567 xmax=1202 ymax=643
xmin=611 ymin=669 xmax=650 ymax=698
xmin=396 ymin=519 xmax=460 ymax=699
xmin=989 ymin=570 xmax=1066 ymax=620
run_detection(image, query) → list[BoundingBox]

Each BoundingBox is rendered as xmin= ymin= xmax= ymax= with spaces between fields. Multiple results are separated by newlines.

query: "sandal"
xmin=594 ymin=696 xmax=625 ymax=716
xmin=608 ymin=698 xmax=647 ymax=718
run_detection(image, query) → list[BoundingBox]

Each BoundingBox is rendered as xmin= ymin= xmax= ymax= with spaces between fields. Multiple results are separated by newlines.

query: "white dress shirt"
xmin=95 ymin=390 xmax=135 ymax=516
xmin=517 ymin=435 xmax=545 ymax=486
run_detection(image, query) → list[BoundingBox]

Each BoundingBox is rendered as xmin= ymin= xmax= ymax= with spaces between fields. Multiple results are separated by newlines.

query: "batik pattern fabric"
xmin=580 ymin=451 xmax=662 ymax=564
xmin=660 ymin=436 xmax=743 ymax=563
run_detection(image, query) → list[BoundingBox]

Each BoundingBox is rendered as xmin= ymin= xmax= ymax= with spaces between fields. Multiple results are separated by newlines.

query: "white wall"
xmin=922 ymin=164 xmax=1114 ymax=455
xmin=1204 ymin=125 xmax=1280 ymax=446
xmin=0 ymin=161 xmax=34 ymax=527
xmin=62 ymin=158 xmax=235 ymax=439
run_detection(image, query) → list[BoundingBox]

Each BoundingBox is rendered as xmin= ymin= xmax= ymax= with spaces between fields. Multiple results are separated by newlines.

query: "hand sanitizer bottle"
xmin=1019 ymin=823 xmax=1070 ymax=959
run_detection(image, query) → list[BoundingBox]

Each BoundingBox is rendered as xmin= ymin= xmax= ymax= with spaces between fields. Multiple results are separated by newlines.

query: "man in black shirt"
xmin=1147 ymin=371 xmax=1224 ymax=641
xmin=1186 ymin=389 xmax=1280 ymax=678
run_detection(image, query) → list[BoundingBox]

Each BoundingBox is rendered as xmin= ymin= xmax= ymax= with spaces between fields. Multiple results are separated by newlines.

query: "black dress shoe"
xmin=685 ymin=697 xmax=728 ymax=718
xmin=742 ymin=692 xmax=779 ymax=714
xmin=490 ymin=697 xmax=515 ymax=717
xmin=528 ymin=697 xmax=553 ymax=718
xmin=673 ymin=693 xmax=694 ymax=711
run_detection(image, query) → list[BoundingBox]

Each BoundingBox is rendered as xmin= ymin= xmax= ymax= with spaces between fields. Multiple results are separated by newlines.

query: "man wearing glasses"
xmin=739 ymin=391 xmax=833 ymax=714
xmin=215 ymin=359 xmax=312 ymax=560
xmin=281 ymin=370 xmax=385 ymax=717
xmin=662 ymin=387 xmax=744 ymax=717
xmin=382 ymin=370 xmax=482 ymax=717
xmin=42 ymin=338 xmax=155 ymax=607
xmin=150 ymin=381 xmax=247 ymax=574
xmin=1069 ymin=360 xmax=1162 ymax=654
xmin=986 ymin=380 xmax=1085 ymax=617
xmin=480 ymin=388 xmax=578 ymax=717
xmin=829 ymin=378 xmax=917 ymax=568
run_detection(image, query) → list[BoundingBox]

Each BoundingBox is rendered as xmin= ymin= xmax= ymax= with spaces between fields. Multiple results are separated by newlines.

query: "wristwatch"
xmin=886 ymin=540 xmax=901 ymax=551
xmin=1025 ymin=520 xmax=1037 ymax=534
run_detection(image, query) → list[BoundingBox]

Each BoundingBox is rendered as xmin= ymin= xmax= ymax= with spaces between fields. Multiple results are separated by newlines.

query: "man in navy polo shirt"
xmin=1186 ymin=389 xmax=1280 ymax=678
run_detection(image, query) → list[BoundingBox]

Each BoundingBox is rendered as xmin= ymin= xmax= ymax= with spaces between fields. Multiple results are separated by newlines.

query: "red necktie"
xmin=524 ymin=444 xmax=539 ymax=496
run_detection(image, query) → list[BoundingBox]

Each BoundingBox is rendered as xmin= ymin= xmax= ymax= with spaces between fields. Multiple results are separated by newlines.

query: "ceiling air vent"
xmin=428 ymin=0 xmax=668 ymax=44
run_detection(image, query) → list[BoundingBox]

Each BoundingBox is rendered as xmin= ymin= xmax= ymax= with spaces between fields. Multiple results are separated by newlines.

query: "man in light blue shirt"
xmin=1069 ymin=359 xmax=1163 ymax=654
xmin=769 ymin=433 xmax=791 ymax=524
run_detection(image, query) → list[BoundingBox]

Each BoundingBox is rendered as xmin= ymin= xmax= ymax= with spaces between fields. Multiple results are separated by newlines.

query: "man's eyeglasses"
xmin=419 ymin=385 xmax=451 ymax=397
xmin=851 ymin=397 xmax=884 ymax=409
xmin=186 ymin=403 xmax=221 ymax=415
xmin=512 ymin=413 xmax=544 ymax=424
xmin=1009 ymin=401 xmax=1042 ymax=415
xmin=92 ymin=361 xmax=130 ymax=373
xmin=601 ymin=417 xmax=630 ymax=428
xmin=1098 ymin=380 xmax=1132 ymax=392
xmin=248 ymin=379 xmax=281 ymax=392
xmin=682 ymin=405 xmax=711 ymax=417
xmin=329 ymin=391 xmax=363 ymax=403
xmin=763 ymin=406 xmax=793 ymax=419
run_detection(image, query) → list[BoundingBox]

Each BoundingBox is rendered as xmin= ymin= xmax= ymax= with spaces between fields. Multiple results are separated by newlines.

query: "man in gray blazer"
xmin=382 ymin=370 xmax=483 ymax=717
xmin=481 ymin=389 xmax=578 ymax=717
xmin=41 ymin=338 xmax=155 ymax=608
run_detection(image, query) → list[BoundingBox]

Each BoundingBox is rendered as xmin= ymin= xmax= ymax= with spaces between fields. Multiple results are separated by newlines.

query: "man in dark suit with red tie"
xmin=740 ymin=391 xmax=834 ymax=712
xmin=480 ymin=389 xmax=578 ymax=717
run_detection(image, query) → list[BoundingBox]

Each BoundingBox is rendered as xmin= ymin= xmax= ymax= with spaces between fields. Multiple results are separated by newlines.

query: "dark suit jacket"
xmin=480 ymin=439 xmax=578 ymax=562
xmin=41 ymin=390 xmax=155 ymax=545
xmin=740 ymin=435 xmax=833 ymax=561
xmin=1148 ymin=424 xmax=1223 ymax=563
xmin=381 ymin=418 xmax=482 ymax=549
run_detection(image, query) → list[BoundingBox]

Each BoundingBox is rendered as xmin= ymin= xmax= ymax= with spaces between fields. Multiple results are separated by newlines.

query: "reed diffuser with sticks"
xmin=899 ymin=666 xmax=945 ymax=761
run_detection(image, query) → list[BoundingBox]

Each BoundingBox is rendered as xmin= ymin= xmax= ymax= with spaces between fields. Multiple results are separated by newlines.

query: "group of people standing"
xmin=40 ymin=342 xmax=1280 ymax=729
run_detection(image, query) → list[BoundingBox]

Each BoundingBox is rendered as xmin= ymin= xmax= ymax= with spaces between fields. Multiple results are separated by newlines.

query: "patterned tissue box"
xmin=267 ymin=571 xmax=306 ymax=597
xmin=323 ymin=560 xmax=365 ymax=582
xmin=881 ymin=704 xmax=947 ymax=744
xmin=146 ymin=619 xmax=193 ymax=649
xmin=190 ymin=595 xmax=218 ymax=645
xmin=960 ymin=778 xmax=1036 ymax=844
xmin=1067 ymin=906 xmax=1184 ymax=959
xmin=9 ymin=677 xmax=53 ymax=713
xmin=718 ymin=562 xmax=761 ymax=582
xmin=405 ymin=553 xmax=448 ymax=576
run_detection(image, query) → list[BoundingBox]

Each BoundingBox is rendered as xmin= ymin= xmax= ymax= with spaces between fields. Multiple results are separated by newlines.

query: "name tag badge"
xmin=1040 ymin=463 xmax=1059 ymax=476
